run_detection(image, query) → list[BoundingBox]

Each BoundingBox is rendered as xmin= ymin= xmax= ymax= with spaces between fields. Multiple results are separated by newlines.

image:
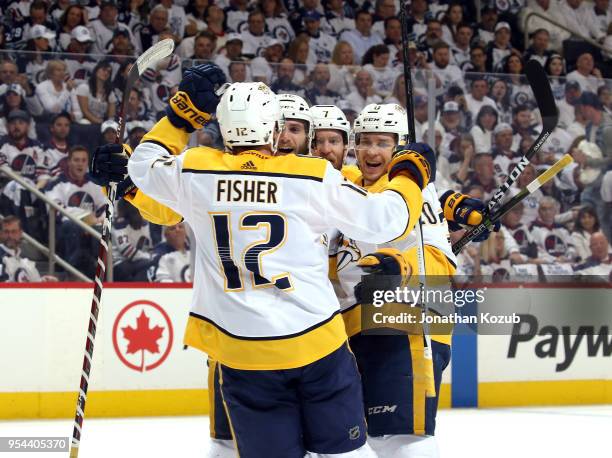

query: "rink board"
xmin=0 ymin=284 xmax=610 ymax=419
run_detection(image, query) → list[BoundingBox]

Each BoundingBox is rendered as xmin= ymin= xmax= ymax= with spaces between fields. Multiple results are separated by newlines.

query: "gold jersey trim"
xmin=183 ymin=313 xmax=348 ymax=370
xmin=182 ymin=148 xmax=329 ymax=180
xmin=141 ymin=116 xmax=191 ymax=156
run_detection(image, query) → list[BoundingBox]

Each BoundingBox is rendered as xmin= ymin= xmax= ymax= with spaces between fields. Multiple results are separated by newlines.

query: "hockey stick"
xmin=69 ymin=38 xmax=175 ymax=458
xmin=486 ymin=60 xmax=558 ymax=213
xmin=452 ymin=60 xmax=558 ymax=255
xmin=399 ymin=1 xmax=433 ymax=365
xmin=453 ymin=154 xmax=574 ymax=255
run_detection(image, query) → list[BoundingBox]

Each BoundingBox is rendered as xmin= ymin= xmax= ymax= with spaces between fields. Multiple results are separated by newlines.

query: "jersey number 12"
xmin=210 ymin=212 xmax=292 ymax=292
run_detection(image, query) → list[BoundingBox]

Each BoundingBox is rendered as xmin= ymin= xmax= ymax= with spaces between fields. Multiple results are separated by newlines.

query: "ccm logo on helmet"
xmin=171 ymin=92 xmax=210 ymax=127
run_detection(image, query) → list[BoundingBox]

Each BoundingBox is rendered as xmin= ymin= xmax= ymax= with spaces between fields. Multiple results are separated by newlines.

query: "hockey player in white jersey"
xmin=331 ymin=104 xmax=451 ymax=457
xmin=126 ymin=64 xmax=432 ymax=458
xmin=310 ymin=104 xmax=351 ymax=171
xmin=277 ymin=93 xmax=314 ymax=155
xmin=327 ymin=103 xmax=493 ymax=458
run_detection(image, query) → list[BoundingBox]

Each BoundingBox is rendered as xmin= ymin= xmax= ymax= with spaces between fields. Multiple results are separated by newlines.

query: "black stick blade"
xmin=525 ymin=59 xmax=558 ymax=131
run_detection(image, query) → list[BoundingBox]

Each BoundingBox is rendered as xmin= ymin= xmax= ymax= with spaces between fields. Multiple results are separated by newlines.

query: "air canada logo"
xmin=112 ymin=300 xmax=173 ymax=372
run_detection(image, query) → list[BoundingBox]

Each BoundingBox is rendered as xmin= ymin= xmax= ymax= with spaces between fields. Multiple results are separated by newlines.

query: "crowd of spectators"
xmin=0 ymin=0 xmax=611 ymax=282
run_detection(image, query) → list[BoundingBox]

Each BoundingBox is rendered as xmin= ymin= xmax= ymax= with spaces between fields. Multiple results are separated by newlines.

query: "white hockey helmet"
xmin=278 ymin=93 xmax=313 ymax=154
xmin=310 ymin=105 xmax=351 ymax=143
xmin=353 ymin=103 xmax=409 ymax=146
xmin=217 ymin=82 xmax=283 ymax=152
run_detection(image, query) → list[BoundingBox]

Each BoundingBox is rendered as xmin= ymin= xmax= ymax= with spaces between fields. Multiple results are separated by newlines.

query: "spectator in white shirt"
xmin=327 ymin=41 xmax=356 ymax=96
xmin=36 ymin=60 xmax=75 ymax=118
xmin=383 ymin=16 xmax=402 ymax=68
xmin=0 ymin=216 xmax=56 ymax=282
xmin=260 ymin=0 xmax=295 ymax=47
xmin=557 ymin=80 xmax=582 ymax=129
xmin=573 ymin=231 xmax=612 ymax=276
xmin=519 ymin=0 xmax=571 ymax=53
xmin=566 ymin=52 xmax=605 ymax=94
xmin=224 ymin=0 xmax=249 ymax=33
xmin=228 ymin=60 xmax=249 ymax=83
xmin=451 ymin=23 xmax=473 ymax=69
xmin=524 ymin=29 xmax=555 ymax=68
xmin=251 ymin=39 xmax=285 ymax=84
xmin=470 ymin=105 xmax=499 ymax=154
xmin=74 ymin=60 xmax=117 ymax=125
xmin=323 ymin=0 xmax=354 ymax=37
xmin=287 ymin=36 xmax=315 ymax=85
xmin=545 ymin=53 xmax=568 ymax=101
xmin=135 ymin=4 xmax=169 ymax=55
xmin=474 ymin=6 xmax=498 ymax=46
xmin=346 ymin=69 xmax=382 ymax=113
xmin=241 ymin=10 xmax=272 ymax=58
xmin=304 ymin=10 xmax=337 ymax=64
xmin=485 ymin=21 xmax=514 ymax=72
xmin=371 ymin=0 xmax=397 ymax=39
xmin=149 ymin=223 xmax=191 ymax=283
xmin=362 ymin=44 xmax=399 ymax=99
xmin=431 ymin=41 xmax=464 ymax=91
xmin=88 ymin=1 xmax=135 ymax=55
xmin=340 ymin=10 xmax=383 ymax=64
xmin=558 ymin=0 xmax=591 ymax=39
xmin=465 ymin=75 xmax=496 ymax=120
xmin=185 ymin=0 xmax=209 ymax=36
xmin=530 ymin=196 xmax=577 ymax=262
xmin=204 ymin=4 xmax=226 ymax=37
xmin=406 ymin=0 xmax=429 ymax=45
xmin=57 ymin=4 xmax=88 ymax=51
xmin=160 ymin=0 xmax=187 ymax=39
xmin=571 ymin=206 xmax=601 ymax=261
xmin=214 ymin=33 xmax=246 ymax=79
xmin=441 ymin=2 xmax=464 ymax=46
xmin=0 ymin=84 xmax=38 ymax=140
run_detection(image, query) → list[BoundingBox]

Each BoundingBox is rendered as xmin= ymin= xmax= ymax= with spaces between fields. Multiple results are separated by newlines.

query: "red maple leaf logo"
xmin=122 ymin=310 xmax=165 ymax=371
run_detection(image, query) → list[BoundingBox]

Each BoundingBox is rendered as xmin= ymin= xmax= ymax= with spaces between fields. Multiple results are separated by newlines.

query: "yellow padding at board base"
xmin=0 ymin=389 xmax=209 ymax=419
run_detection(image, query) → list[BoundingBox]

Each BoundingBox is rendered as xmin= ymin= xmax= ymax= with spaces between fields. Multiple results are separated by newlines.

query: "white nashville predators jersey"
xmin=128 ymin=139 xmax=422 ymax=370
xmin=334 ymin=180 xmax=456 ymax=312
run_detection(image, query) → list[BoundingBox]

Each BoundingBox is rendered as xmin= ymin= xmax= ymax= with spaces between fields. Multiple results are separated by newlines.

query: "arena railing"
xmin=0 ymin=165 xmax=106 ymax=282
xmin=523 ymin=11 xmax=612 ymax=57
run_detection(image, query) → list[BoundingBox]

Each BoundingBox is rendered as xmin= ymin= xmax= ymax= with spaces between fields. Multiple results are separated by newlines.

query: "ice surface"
xmin=0 ymin=406 xmax=610 ymax=457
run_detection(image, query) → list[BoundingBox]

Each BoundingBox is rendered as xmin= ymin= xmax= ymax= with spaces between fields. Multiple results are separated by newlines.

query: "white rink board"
xmin=0 ymin=286 xmax=206 ymax=392
xmin=0 ymin=285 xmax=610 ymax=417
xmin=476 ymin=287 xmax=612 ymax=383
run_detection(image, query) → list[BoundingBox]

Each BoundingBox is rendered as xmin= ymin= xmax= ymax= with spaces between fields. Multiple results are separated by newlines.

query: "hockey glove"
xmin=89 ymin=143 xmax=135 ymax=199
xmin=354 ymin=248 xmax=411 ymax=304
xmin=398 ymin=142 xmax=437 ymax=181
xmin=387 ymin=146 xmax=432 ymax=191
xmin=440 ymin=190 xmax=500 ymax=241
xmin=166 ymin=63 xmax=227 ymax=132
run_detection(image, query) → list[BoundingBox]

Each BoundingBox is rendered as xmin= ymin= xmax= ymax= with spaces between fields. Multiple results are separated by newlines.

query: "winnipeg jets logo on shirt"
xmin=513 ymin=229 xmax=528 ymax=248
xmin=68 ymin=191 xmax=95 ymax=212
xmin=11 ymin=154 xmax=36 ymax=179
xmin=544 ymin=234 xmax=567 ymax=257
